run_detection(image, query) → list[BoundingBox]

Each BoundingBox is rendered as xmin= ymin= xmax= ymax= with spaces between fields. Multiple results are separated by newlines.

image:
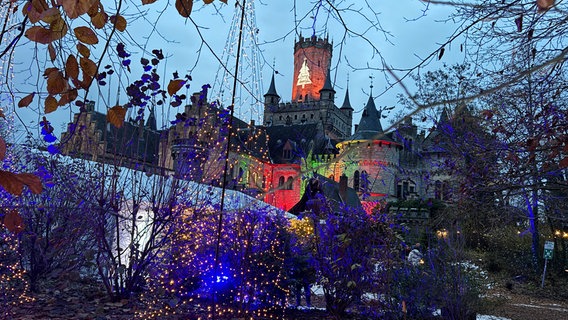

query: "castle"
xmin=60 ymin=35 xmax=453 ymax=215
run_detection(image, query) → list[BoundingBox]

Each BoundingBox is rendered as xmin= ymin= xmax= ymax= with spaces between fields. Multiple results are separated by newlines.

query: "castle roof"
xmin=264 ymin=72 xmax=279 ymax=98
xmin=348 ymin=93 xmax=393 ymax=142
xmin=340 ymin=88 xmax=353 ymax=110
xmin=289 ymin=173 xmax=361 ymax=215
xmin=319 ymin=68 xmax=335 ymax=93
xmin=266 ymin=123 xmax=339 ymax=164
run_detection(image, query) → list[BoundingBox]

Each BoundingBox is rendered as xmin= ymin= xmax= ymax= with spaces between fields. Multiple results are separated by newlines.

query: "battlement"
xmin=294 ymin=35 xmax=332 ymax=52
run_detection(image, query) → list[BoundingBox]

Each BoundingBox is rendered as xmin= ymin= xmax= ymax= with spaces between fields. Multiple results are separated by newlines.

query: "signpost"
xmin=541 ymin=241 xmax=554 ymax=288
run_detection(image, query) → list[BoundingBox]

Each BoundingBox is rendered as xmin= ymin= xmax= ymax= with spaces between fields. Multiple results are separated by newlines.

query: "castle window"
xmin=279 ymin=116 xmax=282 ymax=121
xmin=295 ymin=115 xmax=298 ymax=120
xmin=278 ymin=176 xmax=285 ymax=188
xmin=397 ymin=179 xmax=416 ymax=199
xmin=305 ymin=94 xmax=308 ymax=101
xmin=286 ymin=176 xmax=294 ymax=190
xmin=353 ymin=170 xmax=360 ymax=191
xmin=311 ymin=114 xmax=314 ymax=119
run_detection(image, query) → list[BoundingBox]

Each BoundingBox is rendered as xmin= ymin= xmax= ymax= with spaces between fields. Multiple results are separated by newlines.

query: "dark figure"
xmin=290 ymin=252 xmax=316 ymax=307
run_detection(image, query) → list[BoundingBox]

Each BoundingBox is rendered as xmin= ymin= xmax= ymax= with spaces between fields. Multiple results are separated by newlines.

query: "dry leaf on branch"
xmin=3 ymin=209 xmax=25 ymax=234
xmin=175 ymin=0 xmax=193 ymax=17
xmin=107 ymin=105 xmax=126 ymax=128
xmin=74 ymin=26 xmax=99 ymax=44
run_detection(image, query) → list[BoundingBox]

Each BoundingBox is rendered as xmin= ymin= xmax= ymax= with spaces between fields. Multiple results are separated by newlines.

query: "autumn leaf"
xmin=141 ymin=0 xmax=158 ymax=3
xmin=49 ymin=16 xmax=69 ymax=41
xmin=66 ymin=54 xmax=79 ymax=79
xmin=438 ymin=47 xmax=445 ymax=60
xmin=46 ymin=70 xmax=67 ymax=95
xmin=3 ymin=209 xmax=25 ymax=234
xmin=48 ymin=43 xmax=56 ymax=61
xmin=110 ymin=15 xmax=127 ymax=32
xmin=220 ymin=0 xmax=227 ymax=3
xmin=107 ymin=105 xmax=126 ymax=128
xmin=560 ymin=157 xmax=568 ymax=169
xmin=0 ymin=136 xmax=5 ymax=161
xmin=74 ymin=26 xmax=98 ymax=44
xmin=167 ymin=79 xmax=186 ymax=96
xmin=175 ymin=0 xmax=193 ymax=17
xmin=537 ymin=0 xmax=555 ymax=12
xmin=91 ymin=11 xmax=108 ymax=29
xmin=25 ymin=26 xmax=53 ymax=44
xmin=80 ymin=57 xmax=97 ymax=77
xmin=17 ymin=173 xmax=43 ymax=194
xmin=58 ymin=88 xmax=78 ymax=106
xmin=45 ymin=95 xmax=58 ymax=113
xmin=204 ymin=0 xmax=213 ymax=4
xmin=18 ymin=93 xmax=35 ymax=108
xmin=77 ymin=43 xmax=90 ymax=58
xmin=40 ymin=7 xmax=60 ymax=23
xmin=0 ymin=170 xmax=24 ymax=195
xmin=22 ymin=1 xmax=43 ymax=23
xmin=58 ymin=0 xmax=97 ymax=19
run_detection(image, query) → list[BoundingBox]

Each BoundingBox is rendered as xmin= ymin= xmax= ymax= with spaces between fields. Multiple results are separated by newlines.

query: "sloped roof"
xmin=289 ymin=173 xmax=361 ymax=215
xmin=348 ymin=94 xmax=394 ymax=142
xmin=266 ymin=124 xmax=339 ymax=164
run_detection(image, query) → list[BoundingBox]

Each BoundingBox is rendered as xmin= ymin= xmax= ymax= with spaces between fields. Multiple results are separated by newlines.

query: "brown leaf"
xmin=537 ymin=0 xmax=555 ymax=12
xmin=560 ymin=156 xmax=568 ymax=169
xmin=0 ymin=136 xmax=5 ymax=161
xmin=58 ymin=0 xmax=97 ymax=19
xmin=22 ymin=1 xmax=42 ymax=23
xmin=74 ymin=26 xmax=98 ymax=44
xmin=80 ymin=57 xmax=97 ymax=77
xmin=91 ymin=11 xmax=108 ymax=29
xmin=167 ymin=79 xmax=186 ymax=96
xmin=49 ymin=16 xmax=69 ymax=41
xmin=40 ymin=7 xmax=60 ymax=23
xmin=77 ymin=43 xmax=90 ymax=58
xmin=46 ymin=70 xmax=67 ymax=94
xmin=220 ymin=0 xmax=227 ymax=3
xmin=18 ymin=93 xmax=35 ymax=108
xmin=204 ymin=0 xmax=213 ymax=4
xmin=3 ymin=209 xmax=25 ymax=234
xmin=43 ymin=67 xmax=59 ymax=78
xmin=175 ymin=0 xmax=193 ymax=17
xmin=0 ymin=170 xmax=24 ymax=196
xmin=25 ymin=26 xmax=53 ymax=44
xmin=66 ymin=54 xmax=79 ymax=79
xmin=48 ymin=43 xmax=57 ymax=61
xmin=141 ymin=0 xmax=158 ymax=4
xmin=107 ymin=105 xmax=126 ymax=128
xmin=110 ymin=14 xmax=126 ymax=32
xmin=0 ymin=110 xmax=4 ymax=118
xmin=58 ymin=88 xmax=78 ymax=106
xmin=87 ymin=0 xmax=99 ymax=16
xmin=17 ymin=173 xmax=43 ymax=194
xmin=45 ymin=95 xmax=58 ymax=113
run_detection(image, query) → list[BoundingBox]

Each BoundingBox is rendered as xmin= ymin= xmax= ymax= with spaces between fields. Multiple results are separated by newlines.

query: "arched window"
xmin=353 ymin=170 xmax=360 ymax=191
xmin=286 ymin=176 xmax=294 ymax=190
xmin=278 ymin=176 xmax=285 ymax=188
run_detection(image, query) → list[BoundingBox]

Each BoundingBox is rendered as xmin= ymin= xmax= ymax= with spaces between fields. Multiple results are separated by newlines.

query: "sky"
xmin=4 ymin=1 xmax=463 ymax=142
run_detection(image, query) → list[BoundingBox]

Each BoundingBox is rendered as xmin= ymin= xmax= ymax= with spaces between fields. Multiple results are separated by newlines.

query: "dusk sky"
xmin=7 ymin=1 xmax=462 ymax=141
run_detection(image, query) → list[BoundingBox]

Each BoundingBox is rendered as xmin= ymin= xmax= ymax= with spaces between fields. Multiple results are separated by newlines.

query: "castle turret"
xmin=319 ymin=68 xmax=335 ymax=102
xmin=292 ymin=35 xmax=332 ymax=102
xmin=264 ymin=72 xmax=280 ymax=105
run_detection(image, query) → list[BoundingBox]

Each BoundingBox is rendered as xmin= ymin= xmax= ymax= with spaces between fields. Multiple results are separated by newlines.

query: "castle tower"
xmin=292 ymin=35 xmax=332 ymax=102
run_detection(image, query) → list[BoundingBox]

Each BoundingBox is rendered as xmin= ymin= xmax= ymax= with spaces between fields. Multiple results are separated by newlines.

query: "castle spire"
xmin=264 ymin=71 xmax=280 ymax=105
xmin=146 ymin=106 xmax=157 ymax=131
xmin=319 ymin=68 xmax=335 ymax=101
